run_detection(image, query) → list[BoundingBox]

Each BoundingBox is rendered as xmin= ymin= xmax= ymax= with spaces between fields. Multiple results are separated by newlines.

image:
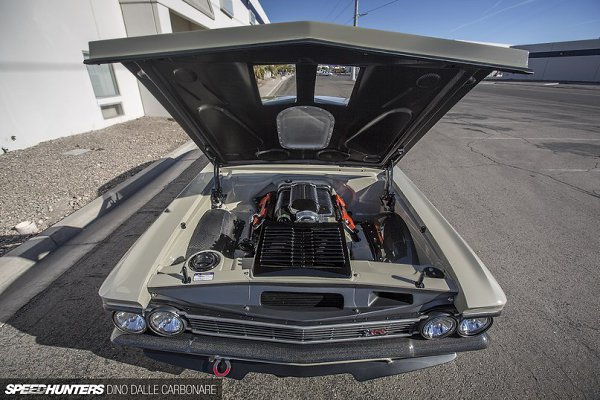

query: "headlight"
xmin=420 ymin=314 xmax=457 ymax=339
xmin=148 ymin=310 xmax=185 ymax=336
xmin=113 ymin=311 xmax=146 ymax=334
xmin=457 ymin=317 xmax=493 ymax=336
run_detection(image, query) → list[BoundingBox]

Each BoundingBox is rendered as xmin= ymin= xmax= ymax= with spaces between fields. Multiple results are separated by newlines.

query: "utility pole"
xmin=351 ymin=0 xmax=359 ymax=81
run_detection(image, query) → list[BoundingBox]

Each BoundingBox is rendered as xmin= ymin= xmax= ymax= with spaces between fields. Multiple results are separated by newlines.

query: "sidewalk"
xmin=256 ymin=74 xmax=291 ymax=97
xmin=0 ymin=117 xmax=189 ymax=256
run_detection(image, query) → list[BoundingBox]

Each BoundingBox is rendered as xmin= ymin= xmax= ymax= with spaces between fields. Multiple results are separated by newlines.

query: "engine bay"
xmin=146 ymin=170 xmax=455 ymax=319
xmin=185 ymin=179 xmax=421 ymax=279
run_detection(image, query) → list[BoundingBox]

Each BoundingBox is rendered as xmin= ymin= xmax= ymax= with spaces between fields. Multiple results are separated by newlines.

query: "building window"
xmin=83 ymin=52 xmax=120 ymax=98
xmin=183 ymin=0 xmax=215 ymax=19
xmin=100 ymin=103 xmax=124 ymax=119
xmin=220 ymin=0 xmax=234 ymax=17
xmin=249 ymin=10 xmax=257 ymax=25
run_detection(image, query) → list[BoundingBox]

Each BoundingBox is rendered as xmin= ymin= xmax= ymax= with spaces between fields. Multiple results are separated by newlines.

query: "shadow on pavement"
xmin=97 ymin=161 xmax=154 ymax=197
xmin=0 ymin=234 xmax=35 ymax=257
xmin=538 ymin=142 xmax=600 ymax=157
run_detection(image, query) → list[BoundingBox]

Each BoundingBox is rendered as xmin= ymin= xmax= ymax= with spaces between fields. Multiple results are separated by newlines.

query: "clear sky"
xmin=260 ymin=0 xmax=600 ymax=45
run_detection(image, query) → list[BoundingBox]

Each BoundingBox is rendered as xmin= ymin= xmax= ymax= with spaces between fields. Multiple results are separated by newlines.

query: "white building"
xmin=498 ymin=39 xmax=600 ymax=83
xmin=0 ymin=0 xmax=269 ymax=152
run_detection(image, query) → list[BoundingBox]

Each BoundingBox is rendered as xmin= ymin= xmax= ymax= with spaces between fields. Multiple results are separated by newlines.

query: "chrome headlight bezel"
xmin=147 ymin=309 xmax=186 ymax=337
xmin=112 ymin=311 xmax=147 ymax=334
xmin=419 ymin=313 xmax=458 ymax=340
xmin=457 ymin=317 xmax=493 ymax=337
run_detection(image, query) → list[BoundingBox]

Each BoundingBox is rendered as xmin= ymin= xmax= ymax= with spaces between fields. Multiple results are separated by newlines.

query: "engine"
xmin=182 ymin=179 xmax=418 ymax=280
xmin=274 ymin=182 xmax=336 ymax=223
xmin=248 ymin=180 xmax=418 ymax=278
xmin=248 ymin=181 xmax=353 ymax=277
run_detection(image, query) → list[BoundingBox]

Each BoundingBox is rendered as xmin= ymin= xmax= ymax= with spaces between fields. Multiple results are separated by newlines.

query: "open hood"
xmin=86 ymin=22 xmax=530 ymax=168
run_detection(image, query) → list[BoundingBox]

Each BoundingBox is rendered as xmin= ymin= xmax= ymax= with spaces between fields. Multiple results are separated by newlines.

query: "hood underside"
xmin=86 ymin=21 xmax=530 ymax=168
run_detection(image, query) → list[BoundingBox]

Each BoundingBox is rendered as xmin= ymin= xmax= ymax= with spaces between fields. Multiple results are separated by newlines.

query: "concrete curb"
xmin=0 ymin=140 xmax=198 ymax=295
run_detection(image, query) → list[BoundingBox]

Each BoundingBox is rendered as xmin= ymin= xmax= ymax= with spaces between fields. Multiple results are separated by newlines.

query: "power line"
xmin=332 ymin=0 xmax=353 ymax=22
xmin=344 ymin=0 xmax=401 ymax=23
xmin=362 ymin=0 xmax=401 ymax=15
xmin=324 ymin=0 xmax=346 ymax=21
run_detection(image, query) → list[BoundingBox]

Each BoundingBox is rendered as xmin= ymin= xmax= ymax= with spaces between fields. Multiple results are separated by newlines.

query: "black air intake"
xmin=253 ymin=221 xmax=351 ymax=277
xmin=261 ymin=292 xmax=344 ymax=309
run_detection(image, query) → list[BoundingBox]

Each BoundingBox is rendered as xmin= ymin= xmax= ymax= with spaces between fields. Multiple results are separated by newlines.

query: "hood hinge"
xmin=211 ymin=163 xmax=225 ymax=209
xmin=380 ymin=163 xmax=396 ymax=212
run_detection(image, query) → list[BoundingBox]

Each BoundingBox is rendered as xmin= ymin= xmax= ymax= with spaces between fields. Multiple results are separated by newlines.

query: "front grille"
xmin=253 ymin=222 xmax=351 ymax=277
xmin=261 ymin=291 xmax=344 ymax=309
xmin=185 ymin=314 xmax=421 ymax=344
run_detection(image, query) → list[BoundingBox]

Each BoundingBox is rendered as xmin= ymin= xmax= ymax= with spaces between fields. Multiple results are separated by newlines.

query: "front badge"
xmin=363 ymin=328 xmax=387 ymax=337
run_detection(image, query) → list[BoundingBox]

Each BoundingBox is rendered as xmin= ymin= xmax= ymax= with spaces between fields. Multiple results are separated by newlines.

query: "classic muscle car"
xmin=85 ymin=22 xmax=529 ymax=380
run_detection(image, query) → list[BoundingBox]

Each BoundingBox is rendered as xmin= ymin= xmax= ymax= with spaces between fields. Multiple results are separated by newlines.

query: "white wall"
xmin=119 ymin=0 xmax=270 ymax=117
xmin=0 ymin=0 xmax=270 ymax=150
xmin=500 ymin=39 xmax=600 ymax=83
xmin=0 ymin=0 xmax=145 ymax=152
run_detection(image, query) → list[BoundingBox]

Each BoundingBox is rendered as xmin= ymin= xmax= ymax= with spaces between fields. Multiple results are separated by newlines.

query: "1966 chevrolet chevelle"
xmin=85 ymin=22 xmax=529 ymax=380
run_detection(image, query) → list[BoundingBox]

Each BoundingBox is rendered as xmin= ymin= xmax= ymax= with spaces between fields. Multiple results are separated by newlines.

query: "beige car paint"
xmin=99 ymin=163 xmax=505 ymax=315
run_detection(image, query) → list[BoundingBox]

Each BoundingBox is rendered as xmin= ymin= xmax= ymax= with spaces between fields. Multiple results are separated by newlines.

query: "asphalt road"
xmin=274 ymin=73 xmax=356 ymax=99
xmin=1 ymin=81 xmax=599 ymax=399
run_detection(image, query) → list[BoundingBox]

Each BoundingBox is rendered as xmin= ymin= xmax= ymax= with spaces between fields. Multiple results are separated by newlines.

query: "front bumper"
xmin=111 ymin=329 xmax=490 ymax=380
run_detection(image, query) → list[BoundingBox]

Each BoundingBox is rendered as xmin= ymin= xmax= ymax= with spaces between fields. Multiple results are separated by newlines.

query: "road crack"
xmin=466 ymin=140 xmax=600 ymax=200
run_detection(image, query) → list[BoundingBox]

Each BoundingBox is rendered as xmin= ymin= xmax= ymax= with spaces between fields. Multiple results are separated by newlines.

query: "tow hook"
xmin=212 ymin=358 xmax=231 ymax=377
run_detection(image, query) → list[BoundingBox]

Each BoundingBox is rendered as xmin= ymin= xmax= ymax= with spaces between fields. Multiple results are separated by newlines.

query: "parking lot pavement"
xmin=0 ymin=83 xmax=599 ymax=399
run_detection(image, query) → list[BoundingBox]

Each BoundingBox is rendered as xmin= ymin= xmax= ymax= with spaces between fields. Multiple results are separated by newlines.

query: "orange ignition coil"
xmin=334 ymin=194 xmax=359 ymax=240
xmin=252 ymin=192 xmax=272 ymax=227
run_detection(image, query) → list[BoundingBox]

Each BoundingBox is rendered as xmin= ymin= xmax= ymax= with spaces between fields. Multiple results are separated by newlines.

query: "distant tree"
xmin=254 ymin=64 xmax=295 ymax=81
xmin=253 ymin=65 xmax=265 ymax=80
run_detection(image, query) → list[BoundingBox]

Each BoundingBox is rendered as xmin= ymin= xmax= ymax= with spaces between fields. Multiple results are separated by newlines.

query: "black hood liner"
xmin=87 ymin=23 xmax=529 ymax=168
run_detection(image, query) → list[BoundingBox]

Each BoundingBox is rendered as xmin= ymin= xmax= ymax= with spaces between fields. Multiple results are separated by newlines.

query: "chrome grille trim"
xmin=182 ymin=314 xmax=425 ymax=344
